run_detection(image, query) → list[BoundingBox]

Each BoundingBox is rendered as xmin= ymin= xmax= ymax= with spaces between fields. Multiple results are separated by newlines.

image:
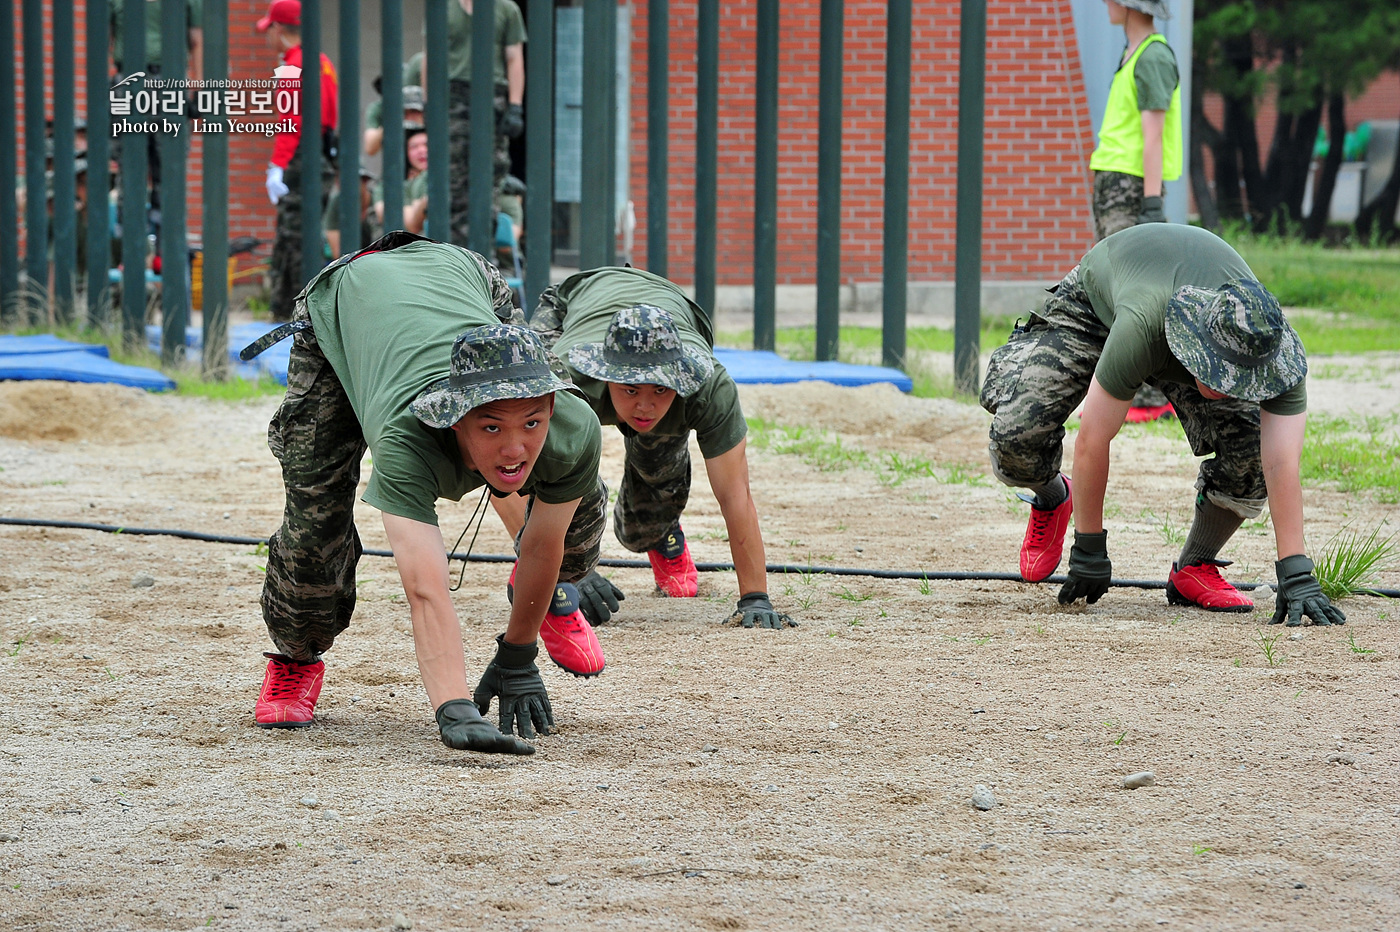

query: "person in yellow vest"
xmin=1087 ymin=0 xmax=1182 ymax=422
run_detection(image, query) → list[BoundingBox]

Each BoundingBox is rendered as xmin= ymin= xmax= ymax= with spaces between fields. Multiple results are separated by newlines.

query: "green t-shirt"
xmin=545 ymin=268 xmax=748 ymax=459
xmin=1132 ymin=40 xmax=1178 ymax=112
xmin=405 ymin=170 xmax=429 ymax=202
xmin=1080 ymin=224 xmax=1307 ymax=416
xmin=302 ymin=240 xmax=601 ymax=524
xmin=443 ymin=0 xmax=527 ymax=84
xmin=111 ymin=0 xmax=203 ymax=70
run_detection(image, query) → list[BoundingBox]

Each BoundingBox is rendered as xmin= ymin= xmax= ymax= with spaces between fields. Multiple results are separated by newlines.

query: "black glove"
xmin=498 ymin=103 xmax=524 ymax=139
xmin=435 ymin=698 xmax=535 ymax=755
xmin=1136 ymin=195 xmax=1167 ymax=224
xmin=472 ymin=634 xmax=555 ymax=739
xmin=576 ymin=570 xmax=625 ymax=625
xmin=729 ymin=591 xmax=797 ymax=629
xmin=1270 ymin=555 xmax=1347 ymax=627
xmin=1057 ymin=530 xmax=1112 ymax=605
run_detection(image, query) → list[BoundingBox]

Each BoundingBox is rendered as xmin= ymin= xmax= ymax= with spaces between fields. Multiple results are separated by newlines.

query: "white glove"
xmin=265 ymin=164 xmax=289 ymax=205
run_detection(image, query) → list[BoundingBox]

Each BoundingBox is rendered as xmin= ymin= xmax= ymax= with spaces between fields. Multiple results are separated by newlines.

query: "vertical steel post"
xmin=425 ymin=0 xmax=450 ymax=245
xmin=86 ymin=0 xmax=112 ymax=328
xmin=160 ymin=0 xmax=189 ymax=366
xmin=523 ymin=0 xmax=554 ymax=315
xmin=753 ymin=0 xmax=778 ymax=351
xmin=202 ymin=0 xmax=230 ymax=378
xmin=381 ymin=0 xmax=404 ymax=235
xmin=120 ymin=0 xmax=148 ymax=345
xmin=645 ymin=0 xmax=667 ymax=279
xmin=339 ymin=0 xmax=363 ymax=253
xmin=579 ymin=0 xmax=613 ymax=269
xmin=300 ymin=0 xmax=323 ymax=286
xmin=881 ymin=0 xmax=911 ymax=370
xmin=602 ymin=0 xmax=617 ymax=267
xmin=52 ymin=0 xmax=76 ymax=325
xmin=815 ymin=0 xmax=843 ymax=361
xmin=954 ymin=0 xmax=986 ymax=395
xmin=0 ymin=0 xmax=18 ymax=322
xmin=470 ymin=0 xmax=496 ymax=257
xmin=694 ymin=0 xmax=717 ymax=316
xmin=22 ymin=0 xmax=48 ymax=323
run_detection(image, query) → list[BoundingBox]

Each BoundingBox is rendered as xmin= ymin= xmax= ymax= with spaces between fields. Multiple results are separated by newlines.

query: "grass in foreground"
xmin=1313 ymin=522 xmax=1397 ymax=601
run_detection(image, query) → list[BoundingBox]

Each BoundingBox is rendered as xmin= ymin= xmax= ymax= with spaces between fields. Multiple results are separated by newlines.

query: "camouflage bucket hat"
xmin=1119 ymin=0 xmax=1171 ymax=19
xmin=401 ymin=85 xmax=426 ymax=112
xmin=568 ymin=305 xmax=714 ymax=398
xmin=1165 ymin=279 xmax=1307 ymax=402
xmin=410 ymin=325 xmax=573 ymax=429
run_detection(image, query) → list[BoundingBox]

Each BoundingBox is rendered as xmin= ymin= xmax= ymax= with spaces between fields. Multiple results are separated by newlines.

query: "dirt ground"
xmin=1 ymin=369 xmax=1397 ymax=932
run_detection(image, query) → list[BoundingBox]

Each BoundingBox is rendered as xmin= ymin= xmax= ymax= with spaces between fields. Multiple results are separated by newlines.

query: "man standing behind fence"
xmin=437 ymin=0 xmax=526 ymax=248
xmin=259 ymin=0 xmax=338 ymax=322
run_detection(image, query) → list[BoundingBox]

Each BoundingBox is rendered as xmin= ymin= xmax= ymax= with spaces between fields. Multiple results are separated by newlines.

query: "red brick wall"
xmin=628 ymin=1 xmax=1099 ymax=285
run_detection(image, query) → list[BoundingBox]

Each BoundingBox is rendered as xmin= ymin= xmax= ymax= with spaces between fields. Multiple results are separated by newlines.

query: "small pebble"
xmin=546 ymin=875 xmax=569 ymax=886
xmin=131 ymin=574 xmax=156 ymax=589
xmin=1289 ymin=632 xmax=1305 ymax=641
xmin=1122 ymin=771 xmax=1157 ymax=790
xmin=0 ymin=834 xmax=18 ymax=842
xmin=90 ymin=775 xmax=103 ymax=783
xmin=854 ymin=546 xmax=864 ymax=553
xmin=701 ymin=745 xmax=718 ymax=753
xmin=971 ymin=784 xmax=997 ymax=811
xmin=321 ymin=810 xmax=340 ymax=821
xmin=300 ymin=795 xmax=319 ymax=809
xmin=1326 ymin=753 xmax=1355 ymax=766
xmin=829 ymin=721 xmax=841 ymax=730
xmin=596 ymin=784 xmax=609 ymax=791
xmin=764 ymin=784 xmax=779 ymax=793
xmin=392 ymin=914 xmax=413 ymax=931
xmin=223 ymin=512 xmax=232 ymax=520
xmin=27 ymin=617 xmax=38 ymax=625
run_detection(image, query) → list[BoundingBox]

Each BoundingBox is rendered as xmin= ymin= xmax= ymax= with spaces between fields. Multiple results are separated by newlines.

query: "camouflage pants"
xmin=613 ymin=431 xmax=691 ymax=554
xmin=511 ymin=476 xmax=610 ymax=584
xmin=980 ymin=266 xmax=1268 ymax=518
xmin=447 ymin=79 xmax=512 ymax=249
xmin=1092 ymin=170 xmax=1143 ymax=243
xmin=269 ymin=151 xmax=335 ymax=322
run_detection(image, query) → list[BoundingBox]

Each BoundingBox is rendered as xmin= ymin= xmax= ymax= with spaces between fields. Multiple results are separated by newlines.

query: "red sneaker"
xmin=1125 ymin=403 xmax=1176 ymax=424
xmin=539 ymin=583 xmax=606 ymax=678
xmin=255 ymin=653 xmax=324 ymax=728
xmin=1020 ymin=477 xmax=1072 ymax=583
xmin=1167 ymin=561 xmax=1255 ymax=613
xmin=649 ymin=526 xmax=698 ymax=598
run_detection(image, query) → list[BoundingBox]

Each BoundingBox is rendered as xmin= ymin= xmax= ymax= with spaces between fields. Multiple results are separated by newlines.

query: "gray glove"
xmin=472 ymin=634 xmax=555 ymax=739
xmin=1057 ymin=530 xmax=1112 ymax=605
xmin=1270 ymin=555 xmax=1347 ymax=627
xmin=576 ymin=570 xmax=625 ymax=625
xmin=1136 ymin=195 xmax=1166 ymax=224
xmin=435 ymin=699 xmax=535 ymax=755
xmin=729 ymin=591 xmax=797 ymax=629
xmin=498 ymin=103 xmax=524 ymax=139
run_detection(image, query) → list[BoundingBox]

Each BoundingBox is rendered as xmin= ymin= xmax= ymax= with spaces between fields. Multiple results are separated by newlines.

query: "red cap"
xmin=256 ymin=0 xmax=301 ymax=32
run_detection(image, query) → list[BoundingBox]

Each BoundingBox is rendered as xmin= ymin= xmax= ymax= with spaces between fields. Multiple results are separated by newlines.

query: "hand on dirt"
xmin=1057 ymin=531 xmax=1112 ymax=605
xmin=1270 ymin=555 xmax=1347 ymax=627
xmin=435 ymin=699 xmax=535 ymax=755
xmin=728 ymin=592 xmax=798 ymax=629
xmin=472 ymin=635 xmax=556 ymax=739
xmin=576 ymin=570 xmax=625 ymax=625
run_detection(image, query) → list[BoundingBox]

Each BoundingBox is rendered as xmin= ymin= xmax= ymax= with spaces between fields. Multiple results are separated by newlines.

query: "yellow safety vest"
xmin=1089 ymin=33 xmax=1182 ymax=181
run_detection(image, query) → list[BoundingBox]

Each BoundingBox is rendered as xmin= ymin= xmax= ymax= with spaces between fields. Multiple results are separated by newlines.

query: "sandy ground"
xmin=1 ymin=369 xmax=1397 ymax=932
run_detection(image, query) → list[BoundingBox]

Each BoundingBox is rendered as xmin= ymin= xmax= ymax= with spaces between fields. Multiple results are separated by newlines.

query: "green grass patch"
xmin=1301 ymin=414 xmax=1400 ymax=502
xmin=1314 ymin=522 xmax=1397 ymax=601
xmin=745 ymin=416 xmax=987 ymax=487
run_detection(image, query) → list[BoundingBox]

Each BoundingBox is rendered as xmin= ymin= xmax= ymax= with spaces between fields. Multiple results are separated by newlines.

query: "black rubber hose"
xmin=3 ymin=515 xmax=1398 ymax=598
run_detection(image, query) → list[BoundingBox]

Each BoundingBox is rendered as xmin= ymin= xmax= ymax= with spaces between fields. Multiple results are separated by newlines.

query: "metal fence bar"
xmin=954 ymin=0 xmax=986 ymax=395
xmin=0 ymin=0 xmax=17 ymax=322
xmin=753 ymin=0 xmax=778 ymax=352
xmin=201 ymin=0 xmax=230 ymax=378
xmin=425 ymin=0 xmax=449 ymax=247
xmin=523 ymin=0 xmax=554 ymax=315
xmin=300 ymin=0 xmax=323 ymax=286
xmin=469 ymin=0 xmax=496 ymax=257
xmin=51 ymin=0 xmax=76 ymax=325
xmin=338 ymin=0 xmax=363 ymax=254
xmin=119 ymin=0 xmax=147 ymax=345
xmin=579 ymin=0 xmax=613 ymax=269
xmin=815 ymin=0 xmax=843 ymax=361
xmin=693 ymin=0 xmax=717 ymax=316
xmin=381 ymin=0 xmax=404 ymax=236
xmin=22 ymin=0 xmax=47 ymax=323
xmin=159 ymin=0 xmax=189 ymax=366
xmin=86 ymin=0 xmax=112 ymax=328
xmin=881 ymin=0 xmax=911 ymax=370
xmin=645 ymin=0 xmax=667 ymax=279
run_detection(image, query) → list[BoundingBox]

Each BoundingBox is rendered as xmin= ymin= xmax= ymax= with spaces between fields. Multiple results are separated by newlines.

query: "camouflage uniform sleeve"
xmin=462 ymin=247 xmax=525 ymax=326
xmin=529 ymin=283 xmax=568 ymax=350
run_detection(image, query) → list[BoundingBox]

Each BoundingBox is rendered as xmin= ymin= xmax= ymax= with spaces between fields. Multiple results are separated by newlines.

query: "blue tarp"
xmin=0 ymin=347 xmax=176 ymax=391
xmin=0 ymin=335 xmax=109 ymax=358
xmin=145 ymin=322 xmax=289 ymax=384
xmin=714 ymin=347 xmax=913 ymax=392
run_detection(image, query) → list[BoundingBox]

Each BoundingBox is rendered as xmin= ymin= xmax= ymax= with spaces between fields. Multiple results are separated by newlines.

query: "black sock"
xmin=1178 ymin=497 xmax=1245 ymax=567
xmin=1027 ymin=474 xmax=1067 ymax=510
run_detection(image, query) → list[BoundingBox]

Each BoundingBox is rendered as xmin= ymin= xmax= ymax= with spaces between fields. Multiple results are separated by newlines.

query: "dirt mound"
xmin=0 ymin=380 xmax=173 ymax=443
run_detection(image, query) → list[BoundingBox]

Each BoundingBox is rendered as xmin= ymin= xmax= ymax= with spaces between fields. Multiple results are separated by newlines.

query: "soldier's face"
xmin=607 ymin=383 xmax=677 ymax=433
xmin=452 ymin=395 xmax=555 ymax=492
xmin=1105 ymin=0 xmax=1127 ymax=25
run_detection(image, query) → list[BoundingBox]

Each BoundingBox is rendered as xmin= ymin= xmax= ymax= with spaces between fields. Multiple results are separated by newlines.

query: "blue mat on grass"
xmin=145 ymin=322 xmax=290 ymax=384
xmin=714 ymin=347 xmax=913 ymax=392
xmin=0 ymin=335 xmax=110 ymax=358
xmin=0 ymin=346 xmax=175 ymax=391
